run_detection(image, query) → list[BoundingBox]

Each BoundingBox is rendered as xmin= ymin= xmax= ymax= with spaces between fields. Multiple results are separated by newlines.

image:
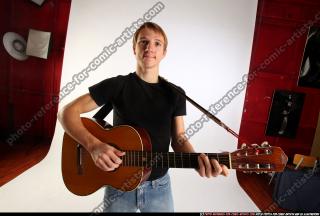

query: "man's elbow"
xmin=57 ymin=106 xmax=67 ymax=124
xmin=57 ymin=104 xmax=75 ymax=124
xmin=171 ymin=139 xmax=184 ymax=152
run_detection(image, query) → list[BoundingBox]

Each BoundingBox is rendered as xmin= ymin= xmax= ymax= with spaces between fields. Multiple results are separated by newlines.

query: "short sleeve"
xmin=88 ymin=75 xmax=125 ymax=106
xmin=172 ymin=86 xmax=187 ymax=117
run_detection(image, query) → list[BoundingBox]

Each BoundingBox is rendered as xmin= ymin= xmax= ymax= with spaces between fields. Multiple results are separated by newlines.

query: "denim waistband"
xmin=140 ymin=172 xmax=169 ymax=188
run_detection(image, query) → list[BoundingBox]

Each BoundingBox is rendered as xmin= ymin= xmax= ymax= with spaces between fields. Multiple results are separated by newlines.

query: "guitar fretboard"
xmin=121 ymin=151 xmax=230 ymax=169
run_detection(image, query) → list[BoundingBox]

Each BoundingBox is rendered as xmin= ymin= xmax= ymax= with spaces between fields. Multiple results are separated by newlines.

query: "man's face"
xmin=134 ymin=28 xmax=166 ymax=70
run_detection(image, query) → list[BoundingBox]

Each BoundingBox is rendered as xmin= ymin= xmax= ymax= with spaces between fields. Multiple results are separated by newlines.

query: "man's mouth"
xmin=143 ymin=54 xmax=155 ymax=59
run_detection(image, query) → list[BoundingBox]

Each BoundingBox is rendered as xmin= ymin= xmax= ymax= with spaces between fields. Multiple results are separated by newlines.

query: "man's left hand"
xmin=197 ymin=153 xmax=229 ymax=177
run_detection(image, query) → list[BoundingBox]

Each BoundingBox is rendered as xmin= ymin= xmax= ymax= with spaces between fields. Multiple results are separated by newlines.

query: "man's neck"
xmin=136 ymin=66 xmax=159 ymax=83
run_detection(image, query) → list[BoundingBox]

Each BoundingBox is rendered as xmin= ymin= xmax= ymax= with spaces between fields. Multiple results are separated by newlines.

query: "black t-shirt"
xmin=88 ymin=72 xmax=186 ymax=180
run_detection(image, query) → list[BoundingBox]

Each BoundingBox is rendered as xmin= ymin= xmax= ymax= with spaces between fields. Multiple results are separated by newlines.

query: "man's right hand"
xmin=89 ymin=141 xmax=125 ymax=172
xmin=57 ymin=93 xmax=126 ymax=172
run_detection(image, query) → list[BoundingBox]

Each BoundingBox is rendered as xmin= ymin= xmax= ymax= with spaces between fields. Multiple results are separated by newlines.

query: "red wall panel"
xmin=0 ymin=92 xmax=9 ymax=135
xmin=239 ymin=0 xmax=320 ymax=160
xmin=244 ymin=73 xmax=295 ymax=124
xmin=10 ymin=0 xmax=55 ymax=33
xmin=0 ymin=1 xmax=10 ymax=137
xmin=11 ymin=92 xmax=44 ymax=136
xmin=249 ymin=22 xmax=306 ymax=76
xmin=0 ymin=0 xmax=71 ymax=141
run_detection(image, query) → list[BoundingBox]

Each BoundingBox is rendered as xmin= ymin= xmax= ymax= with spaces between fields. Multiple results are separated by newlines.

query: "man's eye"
xmin=155 ymin=42 xmax=162 ymax=46
xmin=139 ymin=40 xmax=148 ymax=45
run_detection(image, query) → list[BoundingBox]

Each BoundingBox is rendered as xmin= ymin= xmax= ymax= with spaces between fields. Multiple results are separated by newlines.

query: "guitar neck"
xmin=121 ymin=151 xmax=231 ymax=169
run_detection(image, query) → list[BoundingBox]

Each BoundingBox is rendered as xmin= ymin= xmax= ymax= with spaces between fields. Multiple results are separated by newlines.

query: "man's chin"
xmin=143 ymin=64 xmax=158 ymax=70
xmin=142 ymin=61 xmax=157 ymax=68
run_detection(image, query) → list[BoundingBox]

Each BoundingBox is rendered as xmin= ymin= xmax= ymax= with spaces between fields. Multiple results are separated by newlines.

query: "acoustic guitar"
xmin=61 ymin=117 xmax=288 ymax=196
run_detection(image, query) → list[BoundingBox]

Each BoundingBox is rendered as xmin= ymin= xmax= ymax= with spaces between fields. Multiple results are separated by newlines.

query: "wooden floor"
xmin=0 ymin=136 xmax=51 ymax=187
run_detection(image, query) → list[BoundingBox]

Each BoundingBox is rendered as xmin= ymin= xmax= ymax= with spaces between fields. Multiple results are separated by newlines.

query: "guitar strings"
xmin=121 ymin=151 xmax=230 ymax=161
xmin=121 ymin=152 xmax=230 ymax=162
xmin=121 ymin=151 xmax=230 ymax=167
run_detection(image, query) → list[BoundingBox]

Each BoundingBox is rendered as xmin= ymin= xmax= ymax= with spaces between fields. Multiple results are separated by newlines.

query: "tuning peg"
xmin=241 ymin=143 xmax=247 ymax=149
xmin=251 ymin=143 xmax=259 ymax=148
xmin=242 ymin=171 xmax=253 ymax=174
xmin=261 ymin=141 xmax=270 ymax=147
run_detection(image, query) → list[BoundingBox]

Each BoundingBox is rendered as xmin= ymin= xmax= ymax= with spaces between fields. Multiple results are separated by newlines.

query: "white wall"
xmin=0 ymin=0 xmax=259 ymax=212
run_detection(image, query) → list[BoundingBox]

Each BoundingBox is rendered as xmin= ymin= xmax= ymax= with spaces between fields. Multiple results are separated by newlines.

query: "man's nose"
xmin=145 ymin=42 xmax=154 ymax=52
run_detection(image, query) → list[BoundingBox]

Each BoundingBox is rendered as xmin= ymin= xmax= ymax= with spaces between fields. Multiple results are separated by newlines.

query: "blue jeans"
xmin=103 ymin=173 xmax=174 ymax=212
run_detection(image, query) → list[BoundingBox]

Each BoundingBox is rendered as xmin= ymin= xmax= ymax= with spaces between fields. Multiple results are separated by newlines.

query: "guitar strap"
xmin=160 ymin=76 xmax=239 ymax=139
xmin=92 ymin=102 xmax=113 ymax=128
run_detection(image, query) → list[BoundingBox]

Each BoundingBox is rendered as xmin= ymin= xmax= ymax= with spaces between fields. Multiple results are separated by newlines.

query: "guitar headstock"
xmin=231 ymin=142 xmax=288 ymax=173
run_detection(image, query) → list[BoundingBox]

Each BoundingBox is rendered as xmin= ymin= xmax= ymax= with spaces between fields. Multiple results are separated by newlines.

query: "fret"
xmin=194 ymin=153 xmax=198 ymax=169
xmin=121 ymin=151 xmax=230 ymax=169
xmin=126 ymin=151 xmax=130 ymax=166
xmin=189 ymin=153 xmax=193 ymax=169
xmin=155 ymin=152 xmax=157 ymax=168
xmin=146 ymin=152 xmax=150 ymax=168
xmin=146 ymin=151 xmax=148 ymax=167
xmin=123 ymin=151 xmax=125 ymax=166
xmin=127 ymin=151 xmax=129 ymax=166
xmin=141 ymin=152 xmax=145 ymax=167
xmin=161 ymin=153 xmax=163 ymax=168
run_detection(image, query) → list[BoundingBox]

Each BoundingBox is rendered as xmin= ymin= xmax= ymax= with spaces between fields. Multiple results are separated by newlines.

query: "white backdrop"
xmin=0 ymin=0 xmax=259 ymax=212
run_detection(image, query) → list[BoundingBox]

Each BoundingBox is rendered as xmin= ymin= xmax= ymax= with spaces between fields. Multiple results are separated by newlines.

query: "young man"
xmin=58 ymin=22 xmax=228 ymax=212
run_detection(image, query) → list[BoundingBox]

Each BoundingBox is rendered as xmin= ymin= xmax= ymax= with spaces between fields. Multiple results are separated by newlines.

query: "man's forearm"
xmin=58 ymin=106 xmax=100 ymax=152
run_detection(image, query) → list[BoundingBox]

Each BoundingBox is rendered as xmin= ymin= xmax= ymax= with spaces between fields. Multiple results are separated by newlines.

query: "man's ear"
xmin=133 ymin=45 xmax=136 ymax=55
xmin=163 ymin=48 xmax=167 ymax=57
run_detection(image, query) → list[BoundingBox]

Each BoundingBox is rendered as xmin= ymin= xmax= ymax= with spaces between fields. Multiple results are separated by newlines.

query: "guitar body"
xmin=62 ymin=118 xmax=288 ymax=196
xmin=61 ymin=117 xmax=152 ymax=196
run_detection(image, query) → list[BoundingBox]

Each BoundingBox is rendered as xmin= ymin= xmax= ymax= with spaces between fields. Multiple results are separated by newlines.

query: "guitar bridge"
xmin=77 ymin=144 xmax=83 ymax=175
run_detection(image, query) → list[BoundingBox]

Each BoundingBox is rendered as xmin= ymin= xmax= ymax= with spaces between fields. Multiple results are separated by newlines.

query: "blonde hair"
xmin=133 ymin=22 xmax=168 ymax=51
